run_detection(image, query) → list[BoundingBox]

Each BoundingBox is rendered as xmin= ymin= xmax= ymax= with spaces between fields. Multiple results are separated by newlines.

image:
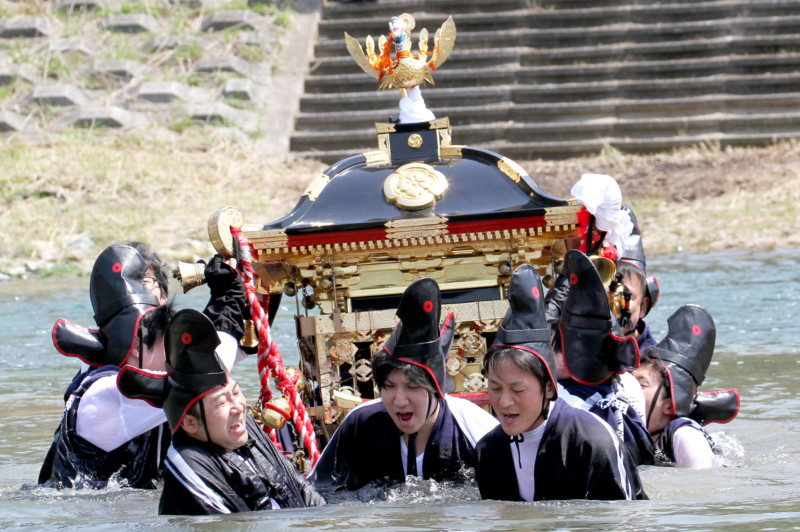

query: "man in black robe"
xmin=38 ymin=246 xmax=256 ymax=489
xmin=118 ymin=309 xmax=324 ymax=514
xmin=552 ymin=249 xmax=653 ymax=475
xmin=635 ymin=304 xmax=739 ymax=468
xmin=309 ymin=278 xmax=498 ymax=494
xmin=475 ymin=264 xmax=641 ymax=501
xmin=38 ymin=244 xmax=173 ymax=489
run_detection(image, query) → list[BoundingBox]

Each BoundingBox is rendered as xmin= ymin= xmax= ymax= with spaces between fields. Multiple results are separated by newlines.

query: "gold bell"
xmin=589 ymin=255 xmax=617 ymax=288
xmin=275 ymin=366 xmax=305 ymax=394
xmin=260 ymin=396 xmax=291 ymax=430
xmin=239 ymin=319 xmax=259 ymax=349
xmin=175 ymin=260 xmax=207 ymax=294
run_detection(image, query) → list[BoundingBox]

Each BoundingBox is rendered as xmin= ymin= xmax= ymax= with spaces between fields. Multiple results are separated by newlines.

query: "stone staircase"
xmin=0 ymin=0 xmax=316 ymax=154
xmin=292 ymin=0 xmax=800 ymax=162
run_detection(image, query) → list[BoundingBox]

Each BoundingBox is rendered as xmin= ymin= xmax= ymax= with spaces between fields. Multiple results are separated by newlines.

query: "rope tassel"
xmin=231 ymin=228 xmax=321 ymax=467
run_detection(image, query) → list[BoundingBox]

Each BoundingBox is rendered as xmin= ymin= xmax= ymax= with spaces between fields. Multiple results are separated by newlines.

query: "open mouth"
xmin=501 ymin=413 xmax=519 ymax=424
xmin=398 ymin=412 xmax=413 ymax=423
xmin=230 ymin=419 xmax=244 ymax=432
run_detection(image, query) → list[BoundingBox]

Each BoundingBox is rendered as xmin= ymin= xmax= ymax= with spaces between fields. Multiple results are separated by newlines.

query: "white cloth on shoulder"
xmin=444 ymin=395 xmax=499 ymax=447
xmin=673 ymin=425 xmax=722 ymax=469
xmin=77 ymin=330 xmax=244 ymax=452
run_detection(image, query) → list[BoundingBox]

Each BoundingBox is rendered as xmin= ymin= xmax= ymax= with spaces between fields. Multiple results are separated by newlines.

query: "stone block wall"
xmin=293 ymin=0 xmax=800 ymax=162
xmin=0 ymin=0 xmax=291 ymax=138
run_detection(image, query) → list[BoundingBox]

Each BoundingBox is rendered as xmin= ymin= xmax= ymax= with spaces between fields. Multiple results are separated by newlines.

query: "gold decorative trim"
xmin=407 ymin=133 xmax=423 ymax=148
xmin=440 ymin=144 xmax=464 ymax=158
xmin=377 ymin=133 xmax=390 ymax=152
xmin=497 ymin=157 xmax=527 ymax=184
xmin=302 ymin=173 xmax=330 ymax=202
xmin=362 ymin=133 xmax=392 ymax=166
xmin=208 ymin=206 xmax=244 ymax=258
xmin=429 ymin=117 xmax=450 ymax=130
xmin=244 ymin=228 xmax=288 ymax=249
xmin=437 ymin=127 xmax=452 ymax=153
xmin=250 ymin=224 xmax=579 ymax=259
xmin=544 ymin=204 xmax=582 ymax=228
xmin=363 ymin=149 xmax=391 ymax=166
xmin=386 ymin=226 xmax=449 ymax=239
xmin=383 ymin=162 xmax=447 ymax=210
xmin=385 ymin=216 xmax=448 ymax=228
xmin=244 ymin=228 xmax=287 ymax=241
xmin=374 ymin=123 xmax=397 ymax=134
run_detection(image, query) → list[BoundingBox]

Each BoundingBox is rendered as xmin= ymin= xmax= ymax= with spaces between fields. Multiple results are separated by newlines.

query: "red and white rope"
xmin=231 ymin=228 xmax=321 ymax=466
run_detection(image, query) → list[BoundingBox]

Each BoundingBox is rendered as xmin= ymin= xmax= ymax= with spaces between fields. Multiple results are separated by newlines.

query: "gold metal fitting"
xmin=589 ymin=255 xmax=617 ymax=288
xmin=175 ymin=261 xmax=206 ymax=294
xmin=276 ymin=366 xmax=306 ymax=394
xmin=291 ymin=450 xmax=308 ymax=474
xmin=239 ymin=319 xmax=259 ymax=349
xmin=260 ymin=396 xmax=291 ymax=430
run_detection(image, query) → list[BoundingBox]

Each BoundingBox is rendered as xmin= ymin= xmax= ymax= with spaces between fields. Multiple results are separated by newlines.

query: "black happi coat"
xmin=159 ymin=414 xmax=325 ymax=515
xmin=475 ymin=399 xmax=639 ymax=501
xmin=310 ymin=398 xmax=478 ymax=492
xmin=560 ymin=377 xmax=654 ymax=468
xmin=653 ymin=417 xmax=716 ymax=466
xmin=38 ymin=365 xmax=169 ymax=489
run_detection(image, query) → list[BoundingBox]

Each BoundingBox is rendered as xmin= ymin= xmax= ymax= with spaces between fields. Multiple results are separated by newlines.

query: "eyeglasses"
xmin=142 ymin=276 xmax=158 ymax=288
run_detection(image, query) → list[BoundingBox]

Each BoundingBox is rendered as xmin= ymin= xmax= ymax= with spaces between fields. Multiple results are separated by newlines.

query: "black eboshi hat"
xmin=491 ymin=264 xmax=557 ymax=397
xmin=378 ymin=278 xmax=455 ymax=397
xmin=53 ymin=244 xmax=160 ymax=367
xmin=117 ymin=309 xmax=228 ymax=433
xmin=557 ymin=249 xmax=640 ymax=385
xmin=647 ymin=304 xmax=739 ymax=423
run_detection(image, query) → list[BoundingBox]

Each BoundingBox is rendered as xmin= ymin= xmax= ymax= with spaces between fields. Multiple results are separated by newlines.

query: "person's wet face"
xmin=129 ymin=333 xmax=166 ymax=372
xmin=142 ymin=267 xmax=167 ymax=305
xmin=633 ymin=362 xmax=674 ymax=434
xmin=487 ymin=357 xmax=553 ymax=436
xmin=140 ymin=335 xmax=166 ymax=372
xmin=621 ymin=270 xmax=645 ymax=336
xmin=381 ymin=368 xmax=435 ymax=435
xmin=187 ymin=380 xmax=248 ymax=450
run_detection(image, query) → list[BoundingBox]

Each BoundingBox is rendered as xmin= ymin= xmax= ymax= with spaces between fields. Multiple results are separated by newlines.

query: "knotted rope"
xmin=231 ymin=227 xmax=321 ymax=466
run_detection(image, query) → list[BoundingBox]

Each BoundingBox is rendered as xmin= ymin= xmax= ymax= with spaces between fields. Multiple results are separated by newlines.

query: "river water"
xmin=1 ymin=247 xmax=798 ymax=530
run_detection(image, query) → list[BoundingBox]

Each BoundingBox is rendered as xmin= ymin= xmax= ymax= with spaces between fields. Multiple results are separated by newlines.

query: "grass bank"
xmin=0 ymin=130 xmax=324 ymax=277
xmin=2 ymin=132 xmax=799 ymax=278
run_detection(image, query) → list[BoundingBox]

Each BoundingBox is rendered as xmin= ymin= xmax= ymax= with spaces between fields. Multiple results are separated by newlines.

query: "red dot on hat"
xmin=692 ymin=325 xmax=702 ymax=336
xmin=182 ymin=333 xmax=192 ymax=345
xmin=112 ymin=262 xmax=123 ymax=273
xmin=531 ymin=286 xmax=540 ymax=298
xmin=570 ymin=273 xmax=578 ymax=285
xmin=423 ymin=300 xmax=434 ymax=313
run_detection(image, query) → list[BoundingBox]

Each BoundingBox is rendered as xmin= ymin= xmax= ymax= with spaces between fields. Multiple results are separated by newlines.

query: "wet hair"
xmin=140 ymin=301 xmax=175 ymax=349
xmin=550 ymin=325 xmax=562 ymax=355
xmin=128 ymin=241 xmax=169 ymax=298
xmin=483 ymin=345 xmax=552 ymax=394
xmin=640 ymin=349 xmax=672 ymax=398
xmin=371 ymin=349 xmax=439 ymax=398
xmin=616 ymin=260 xmax=646 ymax=295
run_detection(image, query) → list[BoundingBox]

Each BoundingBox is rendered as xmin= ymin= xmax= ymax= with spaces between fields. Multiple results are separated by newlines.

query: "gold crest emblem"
xmin=383 ymin=162 xmax=447 ymax=210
